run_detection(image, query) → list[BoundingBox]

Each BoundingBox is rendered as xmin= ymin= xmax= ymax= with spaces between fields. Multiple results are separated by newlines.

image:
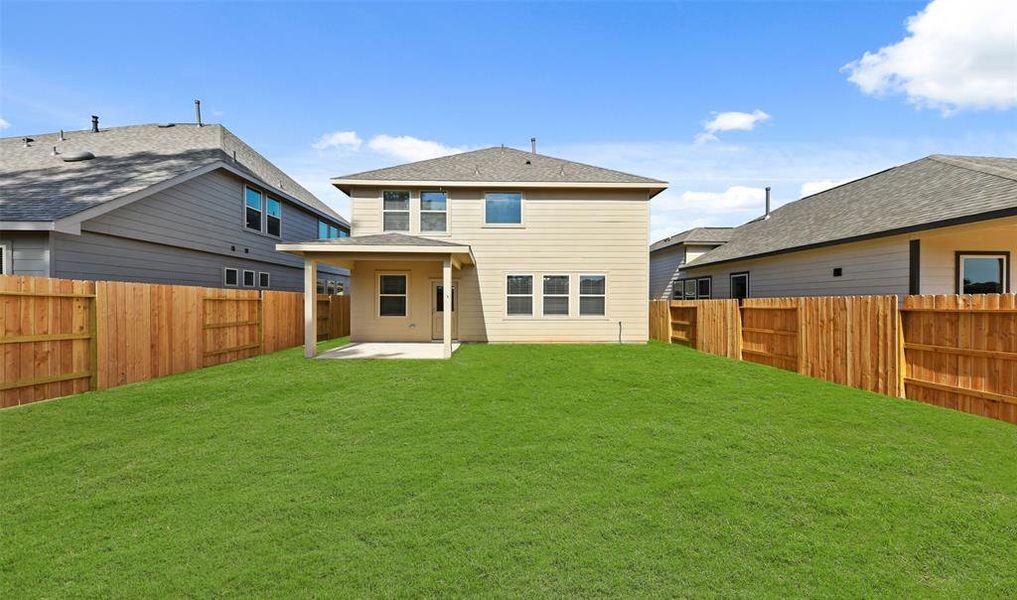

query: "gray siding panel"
xmin=52 ymin=231 xmax=347 ymax=292
xmin=80 ymin=169 xmax=346 ymax=276
xmin=649 ymin=245 xmax=684 ymax=300
xmin=0 ymin=231 xmax=50 ymax=277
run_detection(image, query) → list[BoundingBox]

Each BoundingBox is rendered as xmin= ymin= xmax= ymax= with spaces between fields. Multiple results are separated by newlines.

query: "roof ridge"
xmin=927 ymin=154 xmax=1017 ymax=182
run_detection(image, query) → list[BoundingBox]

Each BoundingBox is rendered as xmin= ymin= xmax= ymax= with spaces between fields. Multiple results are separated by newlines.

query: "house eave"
xmin=331 ymin=178 xmax=668 ymax=197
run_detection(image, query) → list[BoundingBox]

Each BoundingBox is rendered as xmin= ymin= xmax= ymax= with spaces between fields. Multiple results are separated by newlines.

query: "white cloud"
xmin=366 ymin=134 xmax=465 ymax=162
xmin=656 ymin=186 xmax=767 ymax=214
xmin=799 ymin=179 xmax=848 ymax=197
xmin=0 ymin=117 xmax=9 ymax=130
xmin=696 ymin=109 xmax=771 ymax=143
xmin=312 ymin=130 xmax=363 ymax=151
xmin=843 ymin=0 xmax=1017 ymax=113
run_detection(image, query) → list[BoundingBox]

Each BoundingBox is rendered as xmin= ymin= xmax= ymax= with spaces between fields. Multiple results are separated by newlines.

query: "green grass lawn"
xmin=2 ymin=340 xmax=1016 ymax=598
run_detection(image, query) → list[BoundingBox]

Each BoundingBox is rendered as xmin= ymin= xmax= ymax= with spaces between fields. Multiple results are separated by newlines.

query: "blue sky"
xmin=3 ymin=1 xmax=1015 ymax=239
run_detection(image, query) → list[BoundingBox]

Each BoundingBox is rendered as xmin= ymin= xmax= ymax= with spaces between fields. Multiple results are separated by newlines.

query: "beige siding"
xmin=918 ymin=216 xmax=1017 ymax=293
xmin=350 ymin=187 xmax=650 ymax=342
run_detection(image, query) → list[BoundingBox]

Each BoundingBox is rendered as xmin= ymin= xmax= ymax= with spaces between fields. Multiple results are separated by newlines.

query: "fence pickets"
xmin=1 ymin=275 xmax=350 ymax=408
xmin=651 ymin=294 xmax=1016 ymax=424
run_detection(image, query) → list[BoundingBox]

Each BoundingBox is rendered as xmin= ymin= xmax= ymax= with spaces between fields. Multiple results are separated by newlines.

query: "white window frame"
xmin=483 ymin=191 xmax=525 ymax=227
xmin=258 ymin=272 xmax=270 ymax=288
xmin=377 ymin=272 xmax=409 ymax=318
xmin=242 ymin=269 xmax=256 ymax=288
xmin=244 ymin=186 xmax=263 ymax=232
xmin=382 ymin=190 xmax=411 ymax=232
xmin=730 ymin=272 xmax=750 ymax=299
xmin=505 ymin=273 xmax=534 ymax=317
xmin=957 ymin=252 xmax=1009 ymax=294
xmin=0 ymin=241 xmax=11 ymax=275
xmin=578 ymin=274 xmax=607 ymax=317
xmin=696 ymin=276 xmax=712 ymax=299
xmin=265 ymin=196 xmax=282 ymax=238
xmin=419 ymin=190 xmax=449 ymax=233
xmin=224 ymin=267 xmax=239 ymax=287
xmin=541 ymin=273 xmax=570 ymax=317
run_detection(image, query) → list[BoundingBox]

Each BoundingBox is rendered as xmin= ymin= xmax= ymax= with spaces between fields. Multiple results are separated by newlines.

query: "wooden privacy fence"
xmin=1 ymin=275 xmax=351 ymax=408
xmin=651 ymin=294 xmax=1016 ymax=424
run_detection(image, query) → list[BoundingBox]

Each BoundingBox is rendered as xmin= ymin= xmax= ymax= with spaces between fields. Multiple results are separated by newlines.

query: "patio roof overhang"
xmin=276 ymin=234 xmax=475 ymax=270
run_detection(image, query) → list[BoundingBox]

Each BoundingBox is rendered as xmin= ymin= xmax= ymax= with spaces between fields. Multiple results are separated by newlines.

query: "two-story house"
xmin=1 ymin=118 xmax=350 ymax=292
xmin=278 ymin=145 xmax=667 ymax=357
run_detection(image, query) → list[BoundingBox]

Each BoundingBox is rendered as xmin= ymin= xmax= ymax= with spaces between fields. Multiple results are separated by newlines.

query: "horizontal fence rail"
xmin=650 ymin=294 xmax=1016 ymax=424
xmin=1 ymin=275 xmax=350 ymax=408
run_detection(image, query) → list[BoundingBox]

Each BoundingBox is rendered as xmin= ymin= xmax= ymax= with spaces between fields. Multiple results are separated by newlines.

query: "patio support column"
xmin=443 ymin=256 xmax=452 ymax=359
xmin=304 ymin=258 xmax=318 ymax=358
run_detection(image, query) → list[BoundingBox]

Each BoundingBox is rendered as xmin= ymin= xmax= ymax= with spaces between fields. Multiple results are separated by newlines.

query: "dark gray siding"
xmin=51 ymin=231 xmax=346 ymax=292
xmin=0 ymin=231 xmax=51 ymax=277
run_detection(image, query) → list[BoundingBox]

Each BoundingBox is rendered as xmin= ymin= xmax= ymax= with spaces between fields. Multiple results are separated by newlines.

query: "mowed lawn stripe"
xmin=2 ymin=340 xmax=1015 ymax=597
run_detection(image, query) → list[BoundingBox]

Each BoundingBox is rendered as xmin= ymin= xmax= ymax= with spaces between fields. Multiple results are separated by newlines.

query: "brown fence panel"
xmin=740 ymin=298 xmax=800 ymax=372
xmin=1 ymin=275 xmax=96 ymax=407
xmin=203 ymin=289 xmax=262 ymax=368
xmin=667 ymin=302 xmax=697 ymax=347
xmin=696 ymin=300 xmax=741 ymax=359
xmin=649 ymin=300 xmax=669 ymax=342
xmin=263 ymin=290 xmax=304 ymax=353
xmin=902 ymin=294 xmax=1017 ymax=423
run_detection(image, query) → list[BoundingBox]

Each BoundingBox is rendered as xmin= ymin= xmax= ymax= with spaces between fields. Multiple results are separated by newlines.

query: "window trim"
xmin=243 ymin=186 xmax=264 ymax=233
xmin=382 ymin=190 xmax=411 ymax=233
xmin=578 ymin=273 xmax=607 ymax=317
xmin=0 ymin=240 xmax=11 ymax=275
xmin=672 ymin=276 xmax=712 ymax=300
xmin=729 ymin=271 xmax=750 ymax=300
xmin=541 ymin=273 xmax=571 ymax=317
xmin=377 ymin=272 xmax=409 ymax=318
xmin=483 ymin=191 xmax=525 ymax=227
xmin=955 ymin=250 xmax=1010 ymax=294
xmin=242 ymin=269 xmax=256 ymax=288
xmin=258 ymin=272 xmax=270 ymax=288
xmin=223 ymin=267 xmax=239 ymax=287
xmin=505 ymin=273 xmax=535 ymax=317
xmin=419 ymin=190 xmax=449 ymax=234
xmin=264 ymin=196 xmax=282 ymax=238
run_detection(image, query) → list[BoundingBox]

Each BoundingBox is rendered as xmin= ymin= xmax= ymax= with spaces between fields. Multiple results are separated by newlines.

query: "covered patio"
xmin=277 ymin=233 xmax=475 ymax=359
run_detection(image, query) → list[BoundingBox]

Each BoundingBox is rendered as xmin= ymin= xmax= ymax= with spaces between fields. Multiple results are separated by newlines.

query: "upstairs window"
xmin=506 ymin=275 xmax=533 ymax=316
xmin=958 ymin=253 xmax=1009 ymax=293
xmin=319 ymin=221 xmax=348 ymax=239
xmin=318 ymin=221 xmax=329 ymax=239
xmin=383 ymin=191 xmax=410 ymax=232
xmin=485 ymin=192 xmax=522 ymax=225
xmin=542 ymin=275 xmax=570 ymax=316
xmin=266 ymin=197 xmax=282 ymax=237
xmin=420 ymin=191 xmax=448 ymax=232
xmin=579 ymin=275 xmax=606 ymax=316
xmin=245 ymin=187 xmax=263 ymax=231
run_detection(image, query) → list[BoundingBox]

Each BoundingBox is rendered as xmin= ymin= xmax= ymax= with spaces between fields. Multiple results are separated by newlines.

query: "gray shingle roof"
xmin=290 ymin=233 xmax=467 ymax=247
xmin=687 ymin=154 xmax=1017 ymax=268
xmin=650 ymin=227 xmax=735 ymax=252
xmin=334 ymin=146 xmax=666 ymax=186
xmin=1 ymin=123 xmax=348 ymax=224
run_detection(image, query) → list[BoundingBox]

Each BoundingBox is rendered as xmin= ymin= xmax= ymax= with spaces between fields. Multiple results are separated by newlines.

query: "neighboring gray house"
xmin=678 ymin=155 xmax=1016 ymax=298
xmin=649 ymin=227 xmax=733 ymax=299
xmin=0 ymin=120 xmax=350 ymax=293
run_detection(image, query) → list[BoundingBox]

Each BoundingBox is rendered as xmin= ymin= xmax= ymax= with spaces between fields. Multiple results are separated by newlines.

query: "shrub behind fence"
xmin=1 ymin=275 xmax=350 ymax=407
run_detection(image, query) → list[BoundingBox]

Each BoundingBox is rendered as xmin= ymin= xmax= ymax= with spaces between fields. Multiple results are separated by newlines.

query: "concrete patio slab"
xmin=317 ymin=342 xmax=460 ymax=360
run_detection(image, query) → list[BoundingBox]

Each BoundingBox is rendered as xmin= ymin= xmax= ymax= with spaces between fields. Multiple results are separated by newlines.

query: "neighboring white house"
xmin=279 ymin=145 xmax=667 ymax=357
xmin=666 ymin=155 xmax=1016 ymax=299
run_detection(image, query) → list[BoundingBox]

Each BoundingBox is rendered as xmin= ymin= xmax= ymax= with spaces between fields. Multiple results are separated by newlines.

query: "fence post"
xmin=88 ymin=286 xmax=99 ymax=390
xmin=895 ymin=295 xmax=905 ymax=398
xmin=257 ymin=290 xmax=264 ymax=355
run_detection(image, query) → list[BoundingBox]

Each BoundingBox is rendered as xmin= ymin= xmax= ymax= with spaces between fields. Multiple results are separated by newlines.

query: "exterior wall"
xmin=25 ymin=168 xmax=348 ymax=291
xmin=917 ymin=216 xmax=1017 ymax=293
xmin=684 ymin=216 xmax=1017 ymax=298
xmin=349 ymin=260 xmax=445 ymax=342
xmin=350 ymin=187 xmax=651 ymax=342
xmin=685 ymin=236 xmax=911 ymax=298
xmin=649 ymin=245 xmax=684 ymax=300
xmin=0 ymin=231 xmax=51 ymax=277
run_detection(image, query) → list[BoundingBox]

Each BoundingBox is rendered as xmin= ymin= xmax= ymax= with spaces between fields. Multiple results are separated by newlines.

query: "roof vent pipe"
xmin=764 ymin=186 xmax=771 ymax=219
xmin=194 ymin=99 xmax=202 ymax=127
xmin=59 ymin=130 xmax=66 ymax=141
xmin=91 ymin=115 xmax=99 ymax=133
xmin=531 ymin=137 xmax=536 ymax=154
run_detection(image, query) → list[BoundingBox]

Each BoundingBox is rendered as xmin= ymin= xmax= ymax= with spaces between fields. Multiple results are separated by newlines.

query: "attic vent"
xmin=525 ymin=159 xmax=531 ymax=165
xmin=559 ymin=166 xmax=565 ymax=176
xmin=474 ymin=166 xmax=480 ymax=175
xmin=62 ymin=151 xmax=95 ymax=162
xmin=158 ymin=123 xmax=176 ymax=128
